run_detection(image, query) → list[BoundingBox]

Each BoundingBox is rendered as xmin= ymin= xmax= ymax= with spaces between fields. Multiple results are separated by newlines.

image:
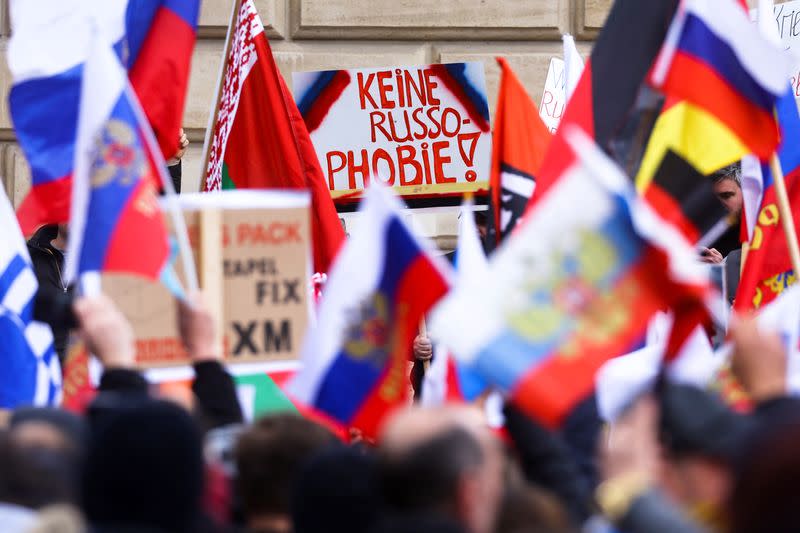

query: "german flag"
xmin=631 ymin=97 xmax=741 ymax=243
xmin=526 ymin=0 xmax=679 ymax=210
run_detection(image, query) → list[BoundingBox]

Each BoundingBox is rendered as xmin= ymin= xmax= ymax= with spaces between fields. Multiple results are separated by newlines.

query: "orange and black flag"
xmin=485 ymin=58 xmax=552 ymax=249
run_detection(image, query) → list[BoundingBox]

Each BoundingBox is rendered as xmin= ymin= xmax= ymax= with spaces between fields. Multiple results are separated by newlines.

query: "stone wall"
xmin=1 ymin=0 xmax=778 ymax=244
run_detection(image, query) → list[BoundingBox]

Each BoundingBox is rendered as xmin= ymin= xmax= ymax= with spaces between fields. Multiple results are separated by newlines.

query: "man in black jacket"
xmin=27 ymin=224 xmax=71 ymax=361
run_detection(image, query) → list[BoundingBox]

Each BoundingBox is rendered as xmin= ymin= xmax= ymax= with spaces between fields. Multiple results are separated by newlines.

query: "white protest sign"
xmin=539 ymin=58 xmax=566 ymax=134
xmin=293 ymin=62 xmax=492 ymax=205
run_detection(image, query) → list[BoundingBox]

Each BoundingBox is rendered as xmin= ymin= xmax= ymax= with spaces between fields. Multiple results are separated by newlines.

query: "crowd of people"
xmin=0 ymin=272 xmax=798 ymax=533
xmin=3 ymin=155 xmax=797 ymax=533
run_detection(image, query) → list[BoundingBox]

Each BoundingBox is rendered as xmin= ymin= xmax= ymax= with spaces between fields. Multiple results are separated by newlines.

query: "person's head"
xmin=473 ymin=211 xmax=489 ymax=241
xmin=378 ymin=406 xmax=504 ymax=533
xmin=657 ymin=384 xmax=751 ymax=526
xmin=711 ymin=163 xmax=743 ymax=218
xmin=51 ymin=224 xmax=69 ymax=250
xmin=0 ymin=429 xmax=79 ymax=510
xmin=5 ymin=407 xmax=88 ymax=507
xmin=291 ymin=447 xmax=382 ymax=533
xmin=235 ymin=413 xmax=338 ymax=533
xmin=82 ymin=396 xmax=204 ymax=533
xmin=729 ymin=420 xmax=800 ymax=533
xmin=495 ymin=483 xmax=574 ymax=533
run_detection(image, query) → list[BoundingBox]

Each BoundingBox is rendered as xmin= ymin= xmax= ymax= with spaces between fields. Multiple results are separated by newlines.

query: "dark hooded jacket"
xmin=27 ymin=225 xmax=70 ymax=360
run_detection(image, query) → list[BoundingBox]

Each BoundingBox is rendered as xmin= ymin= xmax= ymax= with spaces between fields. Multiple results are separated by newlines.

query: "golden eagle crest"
xmin=507 ymin=229 xmax=625 ymax=354
xmin=343 ymin=291 xmax=392 ymax=368
xmin=90 ymin=118 xmax=146 ymax=189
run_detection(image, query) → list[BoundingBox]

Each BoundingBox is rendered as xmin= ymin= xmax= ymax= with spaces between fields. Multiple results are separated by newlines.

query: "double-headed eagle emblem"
xmin=90 ymin=119 xmax=146 ymax=189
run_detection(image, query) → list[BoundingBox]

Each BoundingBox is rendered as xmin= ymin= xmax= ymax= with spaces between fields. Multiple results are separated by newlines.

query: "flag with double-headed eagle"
xmin=431 ymin=128 xmax=712 ymax=428
xmin=64 ymin=35 xmax=172 ymax=288
xmin=289 ymin=184 xmax=452 ymax=438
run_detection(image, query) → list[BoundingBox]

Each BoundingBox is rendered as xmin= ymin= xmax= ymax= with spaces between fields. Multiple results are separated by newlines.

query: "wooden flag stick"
xmin=769 ymin=153 xmax=800 ymax=278
xmin=198 ymin=0 xmax=242 ymax=191
xmin=200 ymin=208 xmax=224 ymax=357
xmin=740 ymin=241 xmax=749 ymax=276
xmin=419 ymin=317 xmax=430 ymax=372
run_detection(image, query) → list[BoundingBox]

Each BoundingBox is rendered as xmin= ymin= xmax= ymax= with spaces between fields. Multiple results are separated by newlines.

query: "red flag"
xmin=486 ymin=58 xmax=552 ymax=246
xmin=127 ymin=0 xmax=200 ymax=159
xmin=203 ymin=0 xmax=344 ymax=275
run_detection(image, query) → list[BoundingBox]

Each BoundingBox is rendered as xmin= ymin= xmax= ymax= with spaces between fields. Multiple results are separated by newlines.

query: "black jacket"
xmin=27 ymin=225 xmax=70 ymax=360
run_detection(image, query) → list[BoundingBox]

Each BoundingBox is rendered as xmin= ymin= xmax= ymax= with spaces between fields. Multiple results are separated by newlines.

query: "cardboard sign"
xmin=293 ymin=62 xmax=491 ymax=203
xmin=104 ymin=191 xmax=311 ymax=368
xmin=540 ymin=58 xmax=566 ymax=134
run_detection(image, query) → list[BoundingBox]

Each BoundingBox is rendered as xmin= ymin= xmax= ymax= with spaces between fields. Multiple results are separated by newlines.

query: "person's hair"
xmin=495 ymin=484 xmax=575 ymax=533
xmin=291 ymin=447 xmax=382 ymax=533
xmin=235 ymin=413 xmax=337 ymax=518
xmin=0 ymin=430 xmax=78 ymax=509
xmin=710 ymin=162 xmax=742 ymax=187
xmin=377 ymin=426 xmax=484 ymax=514
xmin=82 ymin=397 xmax=204 ymax=533
xmin=728 ymin=421 xmax=800 ymax=533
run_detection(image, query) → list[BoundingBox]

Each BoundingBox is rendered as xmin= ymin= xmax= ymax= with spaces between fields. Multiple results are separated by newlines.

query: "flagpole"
xmin=198 ymin=0 xmax=242 ymax=192
xmin=769 ymin=153 xmax=800 ymax=277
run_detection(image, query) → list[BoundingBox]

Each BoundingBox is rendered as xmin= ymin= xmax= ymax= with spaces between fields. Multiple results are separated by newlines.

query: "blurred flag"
xmin=735 ymin=90 xmax=800 ymax=311
xmin=740 ymin=154 xmax=764 ymax=244
xmin=431 ymin=129 xmax=710 ymax=428
xmin=422 ymin=198 xmax=489 ymax=406
xmin=0 ymin=189 xmax=61 ymax=407
xmin=125 ymin=0 xmax=200 ymax=159
xmin=562 ymin=34 xmax=584 ymax=102
xmin=649 ymin=0 xmax=791 ymax=161
xmin=8 ymin=0 xmax=199 ymax=235
xmin=203 ymin=0 xmax=344 ymax=276
xmin=485 ymin=58 xmax=552 ymax=247
xmin=64 ymin=38 xmax=172 ymax=287
xmin=632 ymin=96 xmax=736 ymax=243
xmin=596 ymin=325 xmax=719 ymax=423
xmin=289 ymin=185 xmax=451 ymax=438
xmin=526 ymin=0 xmax=680 ymax=210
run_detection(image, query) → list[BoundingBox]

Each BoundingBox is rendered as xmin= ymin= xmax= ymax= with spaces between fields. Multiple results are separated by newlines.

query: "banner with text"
xmin=104 ymin=191 xmax=311 ymax=368
xmin=540 ymin=58 xmax=566 ymax=133
xmin=293 ymin=62 xmax=492 ymax=203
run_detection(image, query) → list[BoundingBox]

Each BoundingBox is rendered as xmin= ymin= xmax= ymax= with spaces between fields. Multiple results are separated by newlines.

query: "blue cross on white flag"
xmin=0 ymin=189 xmax=61 ymax=407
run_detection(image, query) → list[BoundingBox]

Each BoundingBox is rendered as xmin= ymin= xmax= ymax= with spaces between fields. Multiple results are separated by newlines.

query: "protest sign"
xmin=754 ymin=0 xmax=800 ymax=99
xmin=292 ymin=62 xmax=491 ymax=204
xmin=539 ymin=58 xmax=566 ymax=133
xmin=104 ymin=191 xmax=311 ymax=368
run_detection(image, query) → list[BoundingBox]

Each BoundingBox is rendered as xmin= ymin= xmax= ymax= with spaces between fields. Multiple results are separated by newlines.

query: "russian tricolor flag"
xmin=8 ymin=0 xmax=198 ymax=235
xmin=650 ymin=0 xmax=793 ymax=160
xmin=289 ymin=185 xmax=452 ymax=438
xmin=63 ymin=36 xmax=171 ymax=288
xmin=431 ymin=129 xmax=712 ymax=428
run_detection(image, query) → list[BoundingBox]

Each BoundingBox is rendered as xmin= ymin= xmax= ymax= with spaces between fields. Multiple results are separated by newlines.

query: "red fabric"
xmin=657 ymin=52 xmax=779 ymax=161
xmin=511 ymin=242 xmax=709 ymax=428
xmin=735 ymin=170 xmax=800 ymax=311
xmin=16 ymin=176 xmax=72 ymax=236
xmin=489 ymin=58 xmax=553 ymax=244
xmin=221 ymin=28 xmax=345 ymax=275
xmin=349 ymin=254 xmax=450 ymax=439
xmin=128 ymin=7 xmax=197 ymax=159
xmin=522 ymin=61 xmax=595 ymax=214
xmin=103 ymin=177 xmax=169 ymax=279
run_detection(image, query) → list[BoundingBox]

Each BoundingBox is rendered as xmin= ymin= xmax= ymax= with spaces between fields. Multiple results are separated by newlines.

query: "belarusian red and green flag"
xmin=203 ymin=0 xmax=344 ymax=275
